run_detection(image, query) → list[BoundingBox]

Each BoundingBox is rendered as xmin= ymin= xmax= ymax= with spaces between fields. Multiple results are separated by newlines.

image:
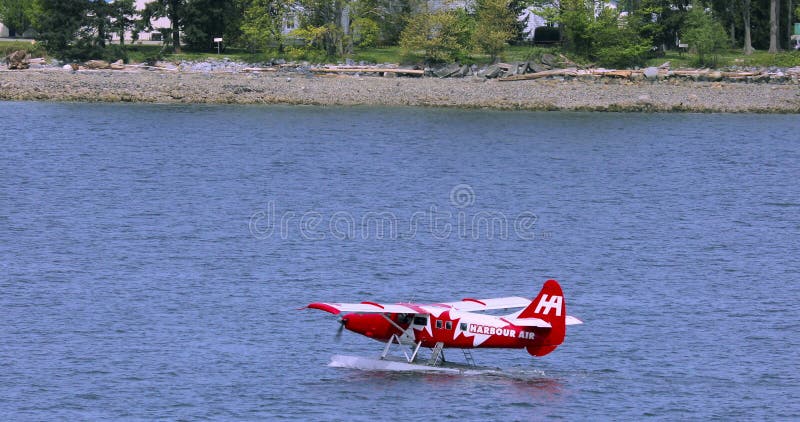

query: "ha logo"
xmin=534 ymin=294 xmax=562 ymax=316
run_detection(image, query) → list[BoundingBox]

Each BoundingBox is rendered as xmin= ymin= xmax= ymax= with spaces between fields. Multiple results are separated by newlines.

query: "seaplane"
xmin=307 ymin=279 xmax=582 ymax=371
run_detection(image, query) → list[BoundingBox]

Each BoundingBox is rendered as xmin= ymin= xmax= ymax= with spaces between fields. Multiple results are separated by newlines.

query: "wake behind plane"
xmin=307 ymin=279 xmax=582 ymax=369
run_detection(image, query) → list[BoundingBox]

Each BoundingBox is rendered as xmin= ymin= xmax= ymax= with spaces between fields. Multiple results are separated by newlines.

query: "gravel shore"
xmin=2 ymin=68 xmax=799 ymax=112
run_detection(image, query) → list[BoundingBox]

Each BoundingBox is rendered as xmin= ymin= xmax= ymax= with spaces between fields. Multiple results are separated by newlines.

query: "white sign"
xmin=213 ymin=38 xmax=223 ymax=43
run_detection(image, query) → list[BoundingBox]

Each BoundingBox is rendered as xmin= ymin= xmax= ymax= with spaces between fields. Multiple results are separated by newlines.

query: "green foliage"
xmin=0 ymin=40 xmax=46 ymax=58
xmin=33 ymin=0 xmax=85 ymax=56
xmin=590 ymin=8 xmax=652 ymax=68
xmin=0 ymin=0 xmax=35 ymax=36
xmin=108 ymin=0 xmax=137 ymax=46
xmin=140 ymin=0 xmax=186 ymax=53
xmin=348 ymin=0 xmax=417 ymax=46
xmin=240 ymin=0 xmax=289 ymax=52
xmin=472 ymin=0 xmax=516 ymax=62
xmin=182 ymin=0 xmax=242 ymax=50
xmin=559 ymin=0 xmax=594 ymax=57
xmin=289 ymin=23 xmax=346 ymax=58
xmin=351 ymin=17 xmax=380 ymax=48
xmin=399 ymin=9 xmax=471 ymax=64
xmin=682 ymin=1 xmax=728 ymax=66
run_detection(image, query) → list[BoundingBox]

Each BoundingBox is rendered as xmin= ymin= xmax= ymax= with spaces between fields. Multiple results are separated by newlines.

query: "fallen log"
xmin=242 ymin=67 xmax=278 ymax=72
xmin=602 ymin=70 xmax=633 ymax=78
xmin=309 ymin=67 xmax=424 ymax=76
xmin=498 ymin=68 xmax=578 ymax=81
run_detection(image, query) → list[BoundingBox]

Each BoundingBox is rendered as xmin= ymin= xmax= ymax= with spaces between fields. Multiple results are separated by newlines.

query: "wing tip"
xmin=308 ymin=303 xmax=342 ymax=315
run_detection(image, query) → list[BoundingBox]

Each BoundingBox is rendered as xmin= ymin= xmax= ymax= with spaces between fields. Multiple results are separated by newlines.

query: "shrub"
xmin=351 ymin=17 xmax=379 ymax=49
xmin=399 ymin=9 xmax=471 ymax=64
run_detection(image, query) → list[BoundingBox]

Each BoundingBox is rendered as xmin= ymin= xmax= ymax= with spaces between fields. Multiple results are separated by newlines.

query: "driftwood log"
xmin=309 ymin=67 xmax=424 ymax=76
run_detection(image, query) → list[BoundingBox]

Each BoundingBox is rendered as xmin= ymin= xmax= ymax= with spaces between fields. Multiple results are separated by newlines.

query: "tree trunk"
xmin=769 ymin=0 xmax=779 ymax=53
xmin=730 ymin=21 xmax=736 ymax=47
xmin=170 ymin=0 xmax=182 ymax=53
xmin=787 ymin=0 xmax=794 ymax=49
xmin=743 ymin=0 xmax=754 ymax=55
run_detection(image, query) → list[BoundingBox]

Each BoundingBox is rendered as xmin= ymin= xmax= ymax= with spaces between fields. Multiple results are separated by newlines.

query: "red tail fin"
xmin=520 ymin=279 xmax=566 ymax=357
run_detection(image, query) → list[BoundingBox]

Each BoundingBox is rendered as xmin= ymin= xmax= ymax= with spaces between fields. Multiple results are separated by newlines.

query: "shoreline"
xmin=2 ymin=69 xmax=799 ymax=113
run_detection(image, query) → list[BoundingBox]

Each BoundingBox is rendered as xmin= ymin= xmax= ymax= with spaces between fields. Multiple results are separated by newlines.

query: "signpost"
xmin=214 ymin=37 xmax=223 ymax=54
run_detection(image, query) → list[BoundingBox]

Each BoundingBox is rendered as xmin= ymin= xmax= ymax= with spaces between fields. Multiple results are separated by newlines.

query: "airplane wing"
xmin=307 ymin=302 xmax=428 ymax=315
xmin=440 ymin=296 xmax=532 ymax=312
xmin=308 ymin=296 xmax=533 ymax=315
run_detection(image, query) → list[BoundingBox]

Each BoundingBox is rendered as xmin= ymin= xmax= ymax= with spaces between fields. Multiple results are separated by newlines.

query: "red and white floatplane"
xmin=307 ymin=279 xmax=582 ymax=372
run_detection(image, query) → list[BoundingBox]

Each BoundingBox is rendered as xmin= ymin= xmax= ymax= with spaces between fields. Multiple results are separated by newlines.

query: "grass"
xmin=643 ymin=48 xmax=800 ymax=69
xmin=6 ymin=37 xmax=800 ymax=69
xmin=0 ymin=40 xmax=47 ymax=58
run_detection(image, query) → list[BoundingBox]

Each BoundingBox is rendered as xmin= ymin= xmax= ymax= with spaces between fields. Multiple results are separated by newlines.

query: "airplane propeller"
xmin=335 ymin=317 xmax=347 ymax=341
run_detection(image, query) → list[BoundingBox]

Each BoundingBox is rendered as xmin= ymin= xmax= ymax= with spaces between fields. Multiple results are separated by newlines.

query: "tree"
xmin=240 ymin=0 xmax=289 ymax=52
xmin=34 ymin=0 xmax=88 ymax=55
xmin=473 ymin=0 xmax=516 ymax=62
xmin=768 ymin=0 xmax=778 ymax=52
xmin=682 ymin=1 xmax=727 ymax=66
xmin=558 ymin=0 xmax=593 ymax=56
xmin=141 ymin=0 xmax=185 ymax=53
xmin=295 ymin=0 xmax=350 ymax=56
xmin=108 ymin=0 xmax=137 ymax=47
xmin=399 ymin=9 xmax=471 ymax=63
xmin=590 ymin=7 xmax=652 ymax=68
xmin=742 ymin=0 xmax=754 ymax=54
xmin=34 ymin=0 xmax=129 ymax=60
xmin=182 ymin=0 xmax=242 ymax=50
xmin=0 ymin=0 xmax=34 ymax=36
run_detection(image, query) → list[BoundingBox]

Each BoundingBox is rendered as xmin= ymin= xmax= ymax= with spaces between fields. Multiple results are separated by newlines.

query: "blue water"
xmin=1 ymin=102 xmax=799 ymax=420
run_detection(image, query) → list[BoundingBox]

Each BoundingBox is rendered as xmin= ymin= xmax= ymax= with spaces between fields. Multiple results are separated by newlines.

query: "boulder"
xmin=643 ymin=67 xmax=659 ymax=80
xmin=526 ymin=62 xmax=549 ymax=73
xmin=540 ymin=54 xmax=559 ymax=67
xmin=6 ymin=50 xmax=29 ymax=70
xmin=434 ymin=63 xmax=462 ymax=78
xmin=482 ymin=65 xmax=503 ymax=79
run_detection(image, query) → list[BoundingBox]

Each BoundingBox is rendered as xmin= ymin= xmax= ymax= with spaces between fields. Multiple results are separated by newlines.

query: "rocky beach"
xmin=2 ymin=64 xmax=800 ymax=112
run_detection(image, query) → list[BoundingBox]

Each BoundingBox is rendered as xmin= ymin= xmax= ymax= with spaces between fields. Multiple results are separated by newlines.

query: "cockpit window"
xmin=413 ymin=316 xmax=427 ymax=326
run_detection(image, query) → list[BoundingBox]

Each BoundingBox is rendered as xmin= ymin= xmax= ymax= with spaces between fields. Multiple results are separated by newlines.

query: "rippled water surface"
xmin=2 ymin=102 xmax=799 ymax=420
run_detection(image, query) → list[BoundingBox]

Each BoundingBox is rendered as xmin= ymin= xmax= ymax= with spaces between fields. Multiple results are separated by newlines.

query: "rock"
xmin=527 ymin=62 xmax=549 ymax=73
xmin=481 ymin=65 xmax=503 ymax=79
xmin=643 ymin=67 xmax=659 ymax=80
xmin=434 ymin=63 xmax=462 ymax=78
xmin=6 ymin=50 xmax=29 ymax=70
xmin=541 ymin=54 xmax=558 ymax=68
xmin=85 ymin=60 xmax=111 ymax=69
xmin=658 ymin=61 xmax=671 ymax=69
xmin=458 ymin=64 xmax=470 ymax=77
